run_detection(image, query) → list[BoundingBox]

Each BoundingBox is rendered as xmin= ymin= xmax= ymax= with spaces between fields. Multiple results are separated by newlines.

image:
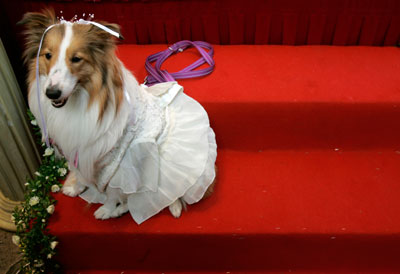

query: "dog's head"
xmin=20 ymin=9 xmax=123 ymax=115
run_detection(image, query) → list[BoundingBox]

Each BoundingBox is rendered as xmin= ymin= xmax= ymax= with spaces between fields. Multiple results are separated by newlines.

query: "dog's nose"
xmin=45 ymin=87 xmax=62 ymax=99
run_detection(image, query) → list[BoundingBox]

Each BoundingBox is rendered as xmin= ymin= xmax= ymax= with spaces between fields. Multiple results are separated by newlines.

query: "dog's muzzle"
xmin=46 ymin=87 xmax=68 ymax=108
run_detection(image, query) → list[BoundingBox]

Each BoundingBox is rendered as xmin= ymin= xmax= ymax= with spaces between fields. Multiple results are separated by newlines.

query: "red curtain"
xmin=2 ymin=0 xmax=400 ymax=46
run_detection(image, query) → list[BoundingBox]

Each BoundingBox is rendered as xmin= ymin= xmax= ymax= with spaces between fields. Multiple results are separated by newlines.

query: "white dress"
xmin=79 ymin=81 xmax=217 ymax=224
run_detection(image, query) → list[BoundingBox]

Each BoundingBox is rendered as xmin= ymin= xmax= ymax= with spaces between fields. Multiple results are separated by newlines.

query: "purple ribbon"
xmin=145 ymin=40 xmax=215 ymax=85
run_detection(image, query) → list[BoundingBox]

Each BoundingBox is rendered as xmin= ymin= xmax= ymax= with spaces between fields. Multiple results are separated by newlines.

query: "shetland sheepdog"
xmin=20 ymin=9 xmax=216 ymax=223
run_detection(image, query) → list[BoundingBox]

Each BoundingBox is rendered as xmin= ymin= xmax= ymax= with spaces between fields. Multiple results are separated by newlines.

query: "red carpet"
xmin=66 ymin=269 xmax=398 ymax=274
xmin=49 ymin=45 xmax=400 ymax=272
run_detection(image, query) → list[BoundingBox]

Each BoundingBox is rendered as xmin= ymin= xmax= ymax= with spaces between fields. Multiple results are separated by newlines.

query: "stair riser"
xmin=206 ymin=102 xmax=400 ymax=150
xmin=59 ymin=234 xmax=400 ymax=271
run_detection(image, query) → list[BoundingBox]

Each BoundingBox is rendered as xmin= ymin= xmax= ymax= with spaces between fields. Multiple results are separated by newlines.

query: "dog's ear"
xmin=99 ymin=22 xmax=124 ymax=40
xmin=86 ymin=21 xmax=123 ymax=54
xmin=18 ymin=8 xmax=58 ymax=64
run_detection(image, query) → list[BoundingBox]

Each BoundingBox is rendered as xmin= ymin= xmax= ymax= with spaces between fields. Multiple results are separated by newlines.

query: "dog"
xmin=20 ymin=9 xmax=217 ymax=224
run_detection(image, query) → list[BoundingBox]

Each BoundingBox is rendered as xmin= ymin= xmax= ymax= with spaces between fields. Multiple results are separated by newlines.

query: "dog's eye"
xmin=71 ymin=56 xmax=82 ymax=63
xmin=45 ymin=53 xmax=52 ymax=60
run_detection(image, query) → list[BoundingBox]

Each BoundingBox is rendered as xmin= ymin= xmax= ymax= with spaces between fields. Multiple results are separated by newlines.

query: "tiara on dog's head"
xmin=53 ymin=12 xmax=123 ymax=39
xmin=57 ymin=11 xmax=95 ymax=22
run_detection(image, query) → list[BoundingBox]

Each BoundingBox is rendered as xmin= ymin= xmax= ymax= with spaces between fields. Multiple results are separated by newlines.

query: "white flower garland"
xmin=12 ymin=110 xmax=68 ymax=273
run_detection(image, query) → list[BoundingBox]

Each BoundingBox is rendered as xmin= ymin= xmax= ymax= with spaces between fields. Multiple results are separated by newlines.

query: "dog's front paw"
xmin=62 ymin=171 xmax=85 ymax=197
xmin=111 ymin=204 xmax=129 ymax=218
xmin=62 ymin=184 xmax=84 ymax=197
xmin=169 ymin=199 xmax=182 ymax=218
xmin=94 ymin=205 xmax=113 ymax=220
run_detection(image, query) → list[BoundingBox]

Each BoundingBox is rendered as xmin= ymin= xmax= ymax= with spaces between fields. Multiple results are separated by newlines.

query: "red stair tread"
xmin=66 ymin=270 xmax=292 ymax=274
xmin=50 ymin=150 xmax=400 ymax=271
xmin=68 ymin=271 xmax=394 ymax=274
xmin=50 ymin=149 xmax=400 ymax=235
xmin=116 ymin=45 xmax=400 ymax=151
xmin=117 ymin=45 xmax=400 ymax=104
xmin=47 ymin=45 xmax=400 ymax=271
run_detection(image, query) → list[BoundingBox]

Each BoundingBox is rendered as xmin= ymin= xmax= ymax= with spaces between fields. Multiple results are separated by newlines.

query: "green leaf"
xmin=13 ymin=109 xmax=69 ymax=272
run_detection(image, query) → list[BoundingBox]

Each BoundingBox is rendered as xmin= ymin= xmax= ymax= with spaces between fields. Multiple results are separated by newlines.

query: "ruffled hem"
xmin=123 ymin=86 xmax=216 ymax=224
xmin=125 ymin=127 xmax=216 ymax=224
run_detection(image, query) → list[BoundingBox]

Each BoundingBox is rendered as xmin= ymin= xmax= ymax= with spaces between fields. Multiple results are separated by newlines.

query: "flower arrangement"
xmin=11 ymin=110 xmax=68 ymax=273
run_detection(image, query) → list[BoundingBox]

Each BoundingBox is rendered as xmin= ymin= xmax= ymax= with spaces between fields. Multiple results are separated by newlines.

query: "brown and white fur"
xmin=20 ymin=9 xmax=215 ymax=220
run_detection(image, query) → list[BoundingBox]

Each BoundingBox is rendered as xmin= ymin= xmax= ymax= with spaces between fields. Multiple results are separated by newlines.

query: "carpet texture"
xmin=48 ymin=45 xmax=400 ymax=272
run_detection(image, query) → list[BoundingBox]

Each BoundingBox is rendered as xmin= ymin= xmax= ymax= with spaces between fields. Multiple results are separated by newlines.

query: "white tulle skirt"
xmin=80 ymin=82 xmax=217 ymax=224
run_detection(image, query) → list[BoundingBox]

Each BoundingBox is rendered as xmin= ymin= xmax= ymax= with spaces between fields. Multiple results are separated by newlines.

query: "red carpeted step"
xmin=50 ymin=150 xmax=400 ymax=271
xmin=67 ymin=271 xmax=311 ymax=274
xmin=67 ymin=271 xmax=395 ymax=274
xmin=118 ymin=45 xmax=400 ymax=104
xmin=118 ymin=45 xmax=400 ymax=150
xmin=48 ymin=45 xmax=400 ymax=272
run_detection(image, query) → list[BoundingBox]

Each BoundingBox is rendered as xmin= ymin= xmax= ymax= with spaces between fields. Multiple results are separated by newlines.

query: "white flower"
xmin=29 ymin=196 xmax=40 ymax=206
xmin=30 ymin=119 xmax=37 ymax=126
xmin=58 ymin=168 xmax=67 ymax=177
xmin=51 ymin=185 xmax=60 ymax=193
xmin=45 ymin=176 xmax=49 ymax=180
xmin=47 ymin=205 xmax=55 ymax=214
xmin=24 ymin=182 xmax=29 ymax=186
xmin=43 ymin=147 xmax=54 ymax=157
xmin=11 ymin=215 xmax=15 ymax=223
xmin=35 ymin=171 xmax=41 ymax=177
xmin=34 ymin=261 xmax=44 ymax=268
xmin=50 ymin=241 xmax=58 ymax=249
xmin=42 ymin=219 xmax=46 ymax=223
xmin=12 ymin=235 xmax=20 ymax=246
xmin=47 ymin=254 xmax=52 ymax=259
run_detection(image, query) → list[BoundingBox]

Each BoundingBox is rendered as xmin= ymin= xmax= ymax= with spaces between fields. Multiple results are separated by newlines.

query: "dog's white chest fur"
xmin=29 ymin=66 xmax=141 ymax=185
